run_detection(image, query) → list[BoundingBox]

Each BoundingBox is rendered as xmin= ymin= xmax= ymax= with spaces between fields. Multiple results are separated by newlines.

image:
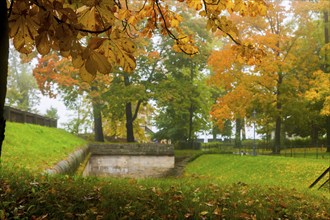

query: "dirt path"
xmin=164 ymin=156 xmax=191 ymax=177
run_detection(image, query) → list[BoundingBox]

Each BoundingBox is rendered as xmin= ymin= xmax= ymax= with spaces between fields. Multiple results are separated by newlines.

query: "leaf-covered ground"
xmin=0 ymin=123 xmax=329 ymax=219
xmin=0 ymin=168 xmax=329 ymax=220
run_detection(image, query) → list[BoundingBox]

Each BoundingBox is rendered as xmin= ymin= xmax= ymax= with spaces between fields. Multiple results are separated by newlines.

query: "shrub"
xmin=174 ymin=141 xmax=201 ymax=150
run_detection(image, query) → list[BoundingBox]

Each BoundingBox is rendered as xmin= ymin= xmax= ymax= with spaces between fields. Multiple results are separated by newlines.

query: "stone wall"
xmin=84 ymin=155 xmax=175 ymax=178
xmin=89 ymin=143 xmax=174 ymax=156
xmin=45 ymin=143 xmax=175 ymax=177
xmin=85 ymin=143 xmax=175 ymax=178
xmin=44 ymin=146 xmax=89 ymax=175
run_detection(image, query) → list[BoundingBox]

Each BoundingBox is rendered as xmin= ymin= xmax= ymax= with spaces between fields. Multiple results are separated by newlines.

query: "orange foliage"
xmin=8 ymin=0 xmax=268 ymax=82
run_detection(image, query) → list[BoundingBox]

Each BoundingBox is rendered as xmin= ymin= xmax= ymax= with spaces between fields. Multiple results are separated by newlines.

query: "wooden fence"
xmin=4 ymin=106 xmax=57 ymax=128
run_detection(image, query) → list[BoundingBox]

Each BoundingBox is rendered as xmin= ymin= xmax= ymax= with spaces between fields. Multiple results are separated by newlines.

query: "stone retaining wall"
xmin=44 ymin=145 xmax=89 ymax=175
xmin=45 ymin=143 xmax=174 ymax=177
xmin=85 ymin=143 xmax=175 ymax=177
xmin=89 ymin=143 xmax=174 ymax=156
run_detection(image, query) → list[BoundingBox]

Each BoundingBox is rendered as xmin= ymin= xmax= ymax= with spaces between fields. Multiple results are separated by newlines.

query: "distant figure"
xmin=240 ymin=151 xmax=246 ymax=156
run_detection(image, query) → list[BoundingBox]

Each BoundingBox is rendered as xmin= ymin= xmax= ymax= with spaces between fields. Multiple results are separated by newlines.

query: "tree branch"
xmin=7 ymin=0 xmax=14 ymax=18
xmin=31 ymin=0 xmax=112 ymax=34
xmin=132 ymin=100 xmax=142 ymax=122
xmin=155 ymin=0 xmax=176 ymax=39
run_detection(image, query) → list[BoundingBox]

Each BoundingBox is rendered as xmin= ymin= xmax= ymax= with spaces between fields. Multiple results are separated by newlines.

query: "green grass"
xmin=1 ymin=122 xmax=87 ymax=172
xmin=1 ymin=168 xmax=329 ymax=219
xmin=0 ymin=126 xmax=329 ymax=219
xmin=184 ymin=154 xmax=329 ymax=192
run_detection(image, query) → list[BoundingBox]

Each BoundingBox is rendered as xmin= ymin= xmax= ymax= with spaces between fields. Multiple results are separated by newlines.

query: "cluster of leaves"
xmin=9 ymin=0 xmax=137 ymax=82
xmin=7 ymin=0 xmax=269 ymax=82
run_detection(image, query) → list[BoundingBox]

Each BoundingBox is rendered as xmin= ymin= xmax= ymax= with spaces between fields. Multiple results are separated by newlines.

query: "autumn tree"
xmin=33 ymin=53 xmax=111 ymax=141
xmin=0 ymin=0 xmax=268 ymax=157
xmin=297 ymin=0 xmax=330 ymax=151
xmin=208 ymin=45 xmax=254 ymax=148
xmin=209 ymin=0 xmax=329 ymax=153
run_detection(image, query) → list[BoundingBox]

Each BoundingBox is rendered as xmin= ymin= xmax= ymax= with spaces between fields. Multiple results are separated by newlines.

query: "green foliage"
xmin=45 ymin=106 xmax=59 ymax=120
xmin=174 ymin=141 xmax=202 ymax=150
xmin=153 ymin=14 xmax=213 ymax=144
xmin=1 ymin=122 xmax=87 ymax=172
xmin=283 ymin=137 xmax=327 ymax=147
xmin=201 ymin=142 xmax=235 ymax=153
xmin=153 ymin=66 xmax=212 ymax=143
xmin=6 ymin=48 xmax=39 ymax=112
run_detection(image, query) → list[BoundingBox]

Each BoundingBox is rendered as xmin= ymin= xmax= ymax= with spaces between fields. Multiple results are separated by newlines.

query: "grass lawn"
xmin=0 ymin=124 xmax=329 ymax=219
xmin=1 ymin=122 xmax=87 ymax=172
xmin=184 ymin=154 xmax=329 ymax=191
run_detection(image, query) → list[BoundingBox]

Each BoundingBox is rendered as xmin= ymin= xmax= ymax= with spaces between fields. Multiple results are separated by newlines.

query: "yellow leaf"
xmin=36 ymin=32 xmax=50 ymax=55
xmin=89 ymin=37 xmax=106 ymax=50
xmin=99 ymin=40 xmax=116 ymax=63
xmin=120 ymin=39 xmax=136 ymax=53
xmin=170 ymin=18 xmax=180 ymax=28
xmin=206 ymin=19 xmax=213 ymax=32
xmin=213 ymin=207 xmax=221 ymax=216
xmin=85 ymin=56 xmax=97 ymax=75
xmin=91 ymin=51 xmax=112 ymax=74
xmin=200 ymin=211 xmax=208 ymax=216
xmin=11 ymin=16 xmax=37 ymax=54
xmin=97 ymin=4 xmax=116 ymax=25
xmin=127 ymin=15 xmax=137 ymax=25
xmin=199 ymin=11 xmax=206 ymax=16
xmin=60 ymin=50 xmax=70 ymax=57
xmin=79 ymin=65 xmax=96 ymax=82
xmin=78 ymin=7 xmax=97 ymax=30
xmin=72 ymin=55 xmax=84 ymax=68
xmin=122 ymin=53 xmax=136 ymax=72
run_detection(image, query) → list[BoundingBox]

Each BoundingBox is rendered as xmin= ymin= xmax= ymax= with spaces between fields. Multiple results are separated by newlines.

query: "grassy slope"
xmin=1 ymin=122 xmax=87 ymax=172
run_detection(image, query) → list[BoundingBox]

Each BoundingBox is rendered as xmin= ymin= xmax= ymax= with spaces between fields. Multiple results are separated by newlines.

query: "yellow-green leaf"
xmin=36 ymin=32 xmax=50 ymax=55
xmin=79 ymin=65 xmax=96 ymax=82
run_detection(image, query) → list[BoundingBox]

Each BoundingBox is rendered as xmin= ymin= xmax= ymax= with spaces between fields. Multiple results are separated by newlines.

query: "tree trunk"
xmin=0 ymin=1 xmax=9 ymax=159
xmin=241 ymin=118 xmax=246 ymax=140
xmin=92 ymin=101 xmax=104 ymax=142
xmin=311 ymin=122 xmax=318 ymax=147
xmin=323 ymin=10 xmax=330 ymax=152
xmin=188 ymin=103 xmax=194 ymax=148
xmin=123 ymin=75 xmax=135 ymax=142
xmin=273 ymin=72 xmax=283 ymax=154
xmin=91 ymin=85 xmax=104 ymax=142
xmin=125 ymin=102 xmax=135 ymax=142
xmin=323 ymin=10 xmax=329 ymax=72
xmin=235 ymin=118 xmax=242 ymax=148
xmin=274 ymin=116 xmax=281 ymax=154
xmin=326 ymin=116 xmax=330 ymax=152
